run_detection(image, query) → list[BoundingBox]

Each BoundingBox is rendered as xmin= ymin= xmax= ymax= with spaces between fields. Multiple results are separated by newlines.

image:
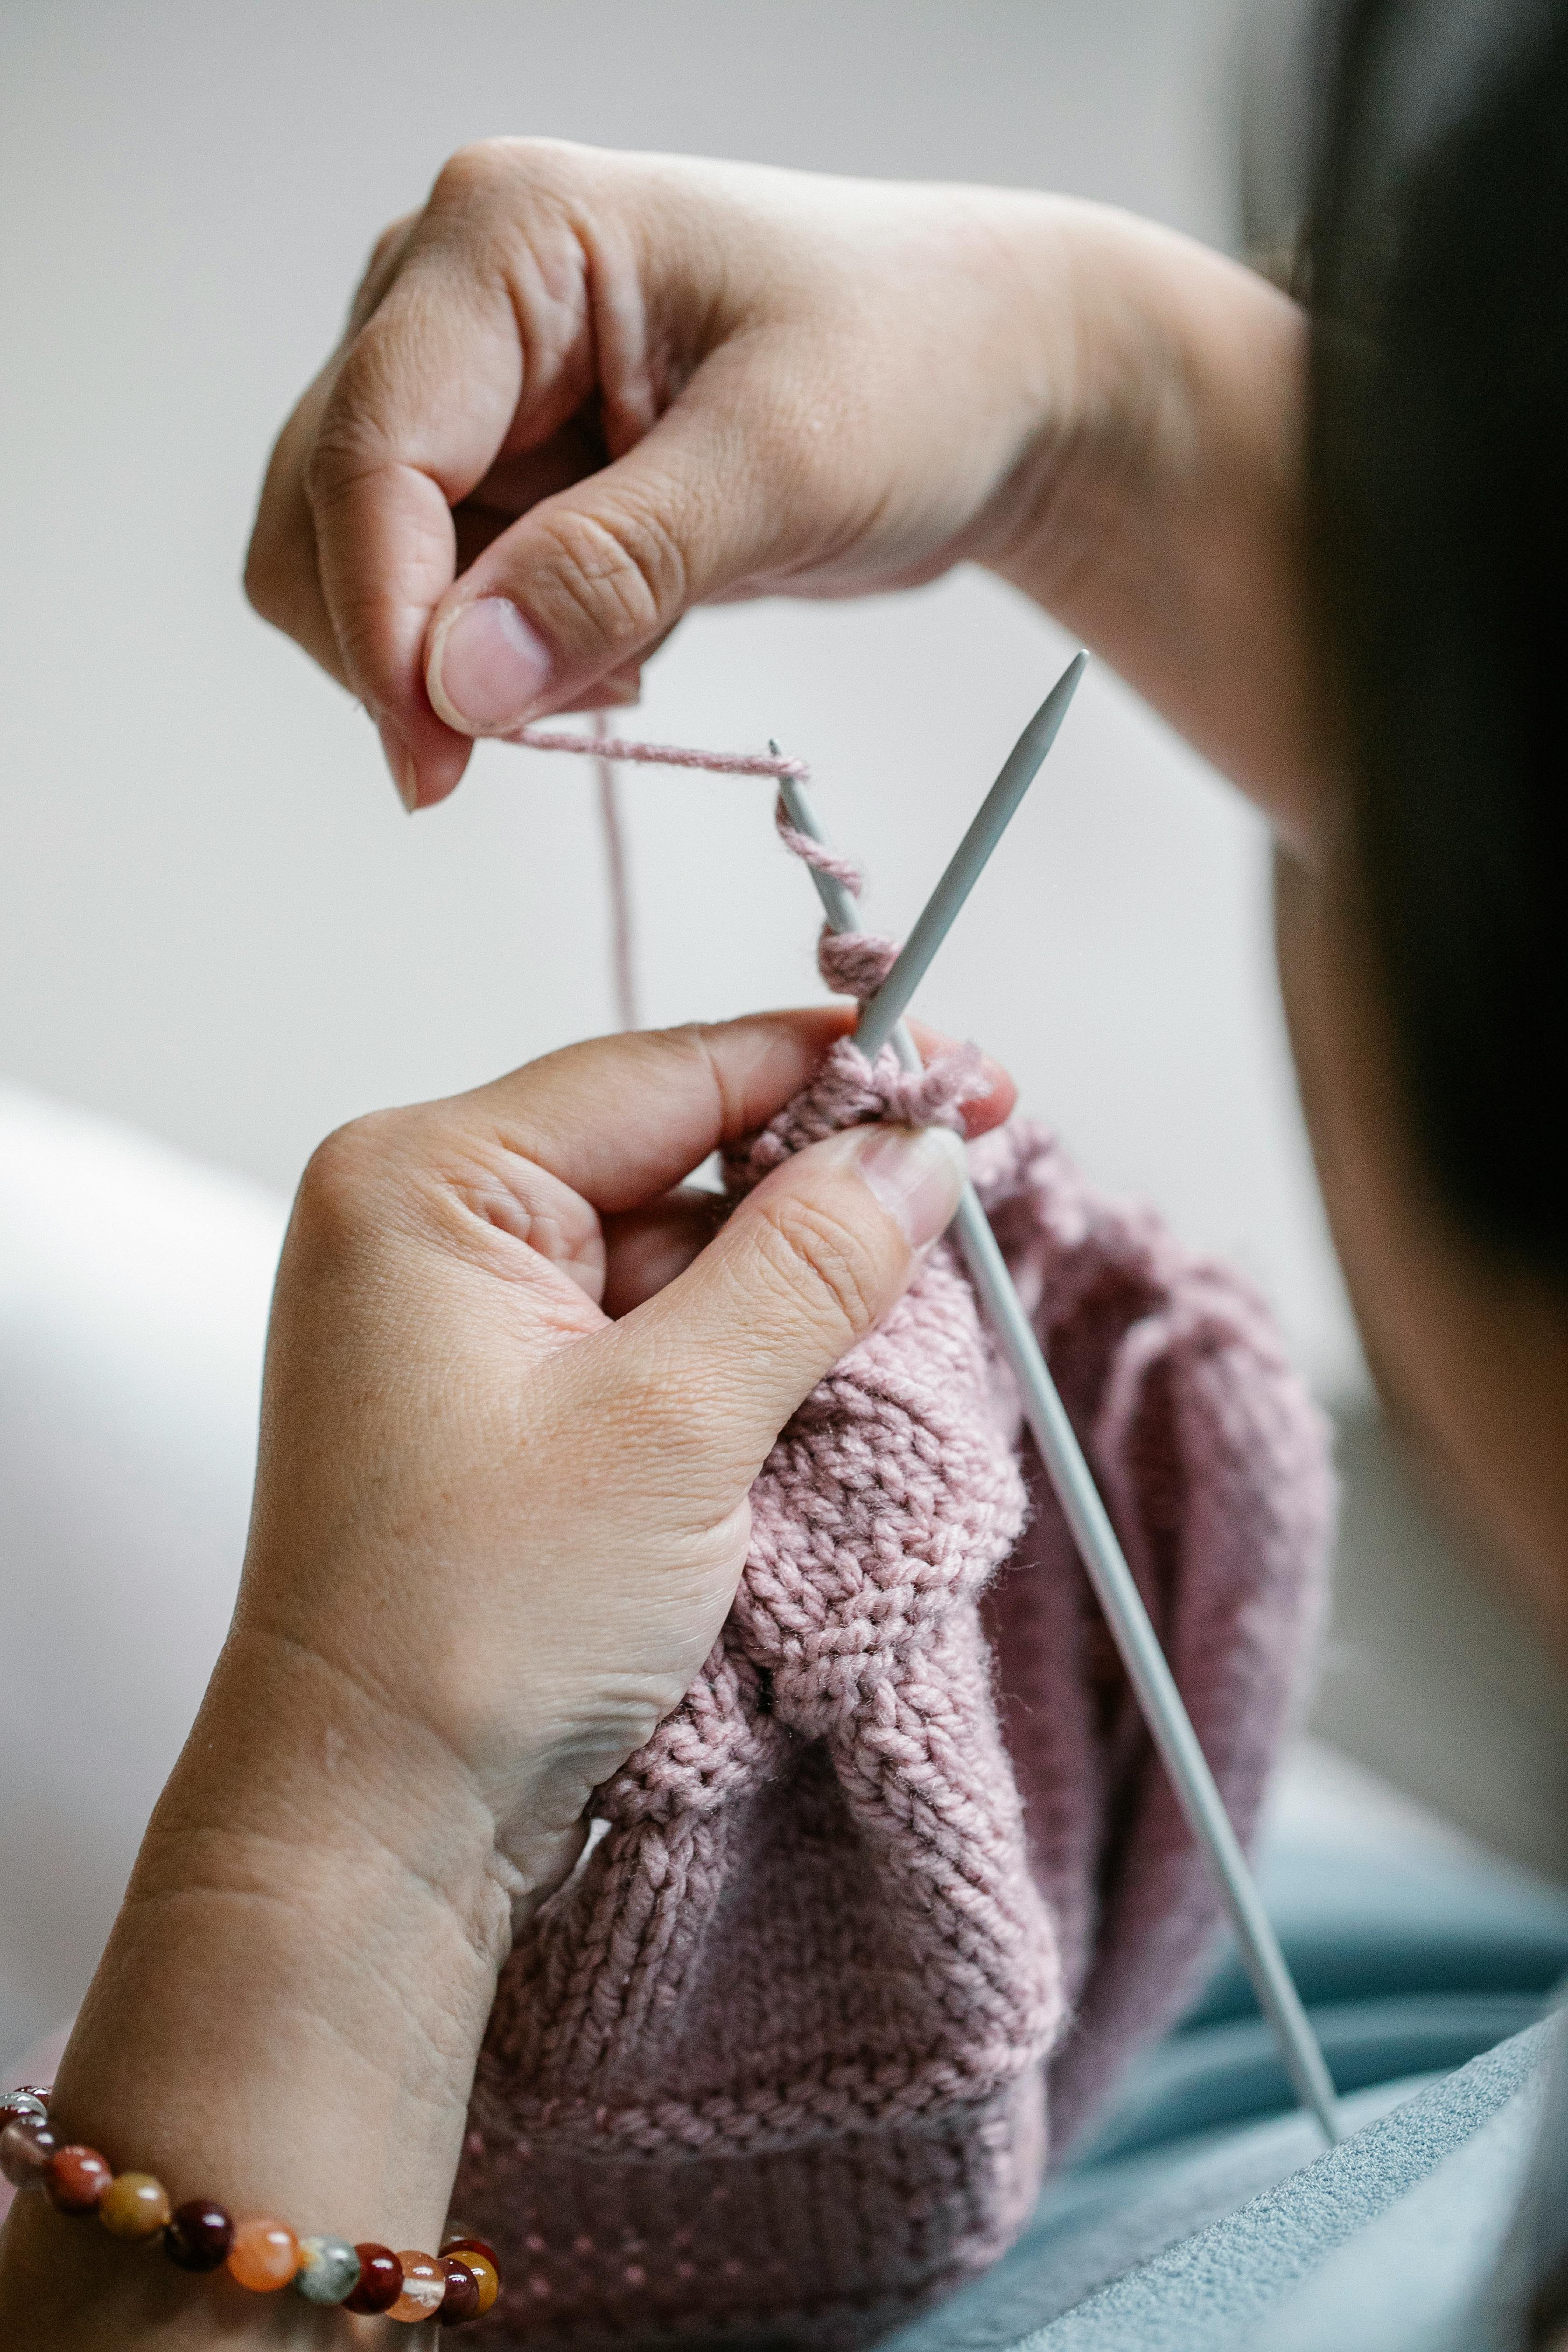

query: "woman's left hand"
xmin=228 ymin=1008 xmax=1007 ymax=1898
xmin=0 ymin=1011 xmax=1010 ymax=2345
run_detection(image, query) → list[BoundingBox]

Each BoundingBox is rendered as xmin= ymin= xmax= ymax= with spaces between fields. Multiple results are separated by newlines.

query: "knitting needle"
xmin=853 ymin=654 xmax=1086 ymax=1060
xmin=777 ymin=744 xmax=1344 ymax=2149
xmin=769 ymin=654 xmax=1084 ymax=1048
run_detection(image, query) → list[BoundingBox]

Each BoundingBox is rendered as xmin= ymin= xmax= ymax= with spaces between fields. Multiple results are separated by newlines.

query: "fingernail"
xmin=428 ymin=597 xmax=554 ymax=732
xmin=377 ymin=720 xmax=419 ymax=812
xmin=851 ymin=1123 xmax=967 ymax=1248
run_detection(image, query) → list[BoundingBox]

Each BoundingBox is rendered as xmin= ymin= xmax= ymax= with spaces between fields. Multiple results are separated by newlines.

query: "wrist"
xmin=972 ymin=201 xmax=1269 ymax=587
xmin=975 ymin=200 xmax=1332 ymax=841
xmin=0 ymin=1878 xmax=485 ymax=2349
xmin=0 ymin=1636 xmax=545 ymax=2343
xmin=65 ymin=1715 xmax=504 ymax=2206
xmin=185 ymin=1621 xmax=588 ymax=1925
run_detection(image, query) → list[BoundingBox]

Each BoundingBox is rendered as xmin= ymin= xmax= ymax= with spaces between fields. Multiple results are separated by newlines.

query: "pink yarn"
xmin=514 ymin=725 xmax=870 ymax=1020
xmin=511 ymin=720 xmax=863 ymax=892
xmin=462 ymin=729 xmax=1332 ymax=2345
xmin=451 ymin=1079 xmax=1330 ymax=2349
xmin=591 ymin=712 xmax=640 ymax=1032
xmin=815 ymin=926 xmax=899 ymax=1002
xmin=772 ymin=811 xmax=866 ymax=900
xmin=514 ymin=726 xmax=808 ymax=782
xmin=738 ymin=1036 xmax=986 ymax=1186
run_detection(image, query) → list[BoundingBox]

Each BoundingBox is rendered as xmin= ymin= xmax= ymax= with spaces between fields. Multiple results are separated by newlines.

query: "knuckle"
xmin=242 ymin=524 xmax=286 ymax=625
xmin=632 ymin=1022 xmax=747 ymax=1134
xmin=364 ymin=213 xmax=413 ymax=280
xmin=303 ymin=367 xmax=397 ymax=512
xmin=666 ymin=1020 xmax=747 ymax=1131
xmin=293 ymin=1111 xmax=412 ymax=1252
xmin=752 ymin=1194 xmax=884 ymax=1349
xmin=347 ymin=212 xmax=418 ymax=332
xmin=245 ymin=402 xmax=323 ymax=627
xmin=428 ymin=137 xmax=513 ymax=212
xmin=529 ymin=496 xmax=687 ymax=646
xmin=302 ymin=309 xmax=432 ymax=517
xmin=427 ymin=135 xmax=573 ymax=220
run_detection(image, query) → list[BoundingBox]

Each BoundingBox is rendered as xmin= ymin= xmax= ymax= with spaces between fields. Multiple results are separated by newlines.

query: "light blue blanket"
xmin=886 ymin=1799 xmax=1568 ymax=2351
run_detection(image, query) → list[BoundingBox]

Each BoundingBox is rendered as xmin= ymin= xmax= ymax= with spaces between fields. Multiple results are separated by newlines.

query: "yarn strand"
xmin=511 ymin=721 xmax=872 ymax=987
xmin=591 ymin=713 xmax=641 ymax=1031
xmin=514 ymin=726 xmax=806 ymax=779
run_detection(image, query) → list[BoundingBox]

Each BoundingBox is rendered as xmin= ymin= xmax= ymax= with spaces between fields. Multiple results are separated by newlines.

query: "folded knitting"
xmin=452 ymin=1039 xmax=1332 ymax=2349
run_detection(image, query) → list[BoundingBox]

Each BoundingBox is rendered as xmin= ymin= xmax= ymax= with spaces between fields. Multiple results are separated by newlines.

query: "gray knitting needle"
xmin=777 ymin=710 xmax=1343 ymax=2149
xmin=854 ymin=654 xmax=1087 ymax=1059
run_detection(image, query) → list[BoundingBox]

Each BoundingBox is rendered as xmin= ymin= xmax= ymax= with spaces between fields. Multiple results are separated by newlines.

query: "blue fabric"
xmin=1072 ymin=1832 xmax=1568 ymax=2163
xmin=1074 ymin=1993 xmax=1543 ymax=2163
xmin=1246 ymin=2044 xmax=1551 ymax=2352
xmin=1029 ymin=2026 xmax=1548 ymax=2351
xmin=1185 ymin=1846 xmax=1568 ymax=2025
xmin=883 ymin=1809 xmax=1568 ymax=2352
xmin=883 ymin=2072 xmax=1457 ymax=2352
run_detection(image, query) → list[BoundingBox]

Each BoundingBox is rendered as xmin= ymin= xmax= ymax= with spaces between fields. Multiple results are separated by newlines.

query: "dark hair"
xmin=1307 ymin=0 xmax=1568 ymax=1276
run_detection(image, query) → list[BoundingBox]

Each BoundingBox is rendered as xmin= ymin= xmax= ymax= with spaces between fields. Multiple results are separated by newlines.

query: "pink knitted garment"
xmin=451 ymin=1017 xmax=1331 ymax=2346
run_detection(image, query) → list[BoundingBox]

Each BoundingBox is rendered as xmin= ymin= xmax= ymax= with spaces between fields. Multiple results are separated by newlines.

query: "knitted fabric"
xmin=452 ymin=1089 xmax=1330 ymax=2337
xmin=451 ymin=878 xmax=1332 ymax=2346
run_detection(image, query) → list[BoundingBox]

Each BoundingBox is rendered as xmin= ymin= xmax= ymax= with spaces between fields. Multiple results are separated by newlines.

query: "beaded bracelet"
xmin=0 ymin=2086 xmax=501 ymax=2325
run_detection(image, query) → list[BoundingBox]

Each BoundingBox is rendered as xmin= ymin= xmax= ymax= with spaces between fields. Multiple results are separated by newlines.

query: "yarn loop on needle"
xmin=513 ymin=721 xmax=981 ymax=1132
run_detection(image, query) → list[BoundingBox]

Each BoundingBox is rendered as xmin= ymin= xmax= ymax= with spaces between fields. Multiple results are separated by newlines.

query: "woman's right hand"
xmin=244 ymin=142 xmax=1330 ymax=839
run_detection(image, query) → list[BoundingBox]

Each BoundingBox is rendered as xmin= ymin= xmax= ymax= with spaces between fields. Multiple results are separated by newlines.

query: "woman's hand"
xmin=245 ymin=142 xmax=1091 ymax=807
xmin=0 ymin=1012 xmax=1008 ymax=2345
xmin=231 ymin=1008 xmax=1000 ymax=1898
xmin=245 ymin=142 xmax=1332 ymax=840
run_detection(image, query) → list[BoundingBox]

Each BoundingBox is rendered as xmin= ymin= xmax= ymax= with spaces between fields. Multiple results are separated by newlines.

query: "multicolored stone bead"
xmin=343 ymin=2243 xmax=403 ymax=2314
xmin=98 ymin=2172 xmax=172 ymax=2240
xmin=226 ymin=2214 xmax=301 ymax=2292
xmin=439 ymin=2254 xmax=481 ymax=2323
xmin=442 ymin=2233 xmax=500 ymax=2273
xmin=293 ymin=2234 xmax=363 ymax=2305
xmin=0 ymin=2086 xmax=503 ymax=2324
xmin=163 ymin=2198 xmax=233 ymax=2272
xmin=0 ymin=2116 xmax=57 ymax=2190
xmin=389 ymin=2250 xmax=446 ymax=2320
xmin=44 ymin=2145 xmax=113 ymax=2216
xmin=461 ymin=2250 xmax=501 ymax=2316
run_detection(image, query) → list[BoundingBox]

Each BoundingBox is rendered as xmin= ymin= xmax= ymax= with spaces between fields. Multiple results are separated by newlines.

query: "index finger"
xmin=453 ymin=1010 xmax=1013 ymax=1215
xmin=303 ymin=261 xmax=525 ymax=806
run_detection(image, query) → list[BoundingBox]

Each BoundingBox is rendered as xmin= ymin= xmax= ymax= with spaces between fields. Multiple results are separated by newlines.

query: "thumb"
xmin=423 ymin=356 xmax=811 ymax=735
xmin=612 ymin=1121 xmax=970 ymax=1484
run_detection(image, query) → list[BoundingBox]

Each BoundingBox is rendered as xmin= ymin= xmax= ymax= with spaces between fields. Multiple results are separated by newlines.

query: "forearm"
xmin=0 ymin=1633 xmax=524 ymax=2346
xmin=982 ymin=202 xmax=1339 ymax=852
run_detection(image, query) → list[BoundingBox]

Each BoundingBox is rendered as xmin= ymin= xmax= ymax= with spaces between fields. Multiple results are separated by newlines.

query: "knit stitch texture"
xmin=451 ymin=1012 xmax=1331 ymax=2348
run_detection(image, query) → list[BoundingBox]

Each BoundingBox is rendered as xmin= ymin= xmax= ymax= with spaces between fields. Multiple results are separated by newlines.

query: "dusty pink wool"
xmin=452 ymin=929 xmax=1332 ymax=2349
